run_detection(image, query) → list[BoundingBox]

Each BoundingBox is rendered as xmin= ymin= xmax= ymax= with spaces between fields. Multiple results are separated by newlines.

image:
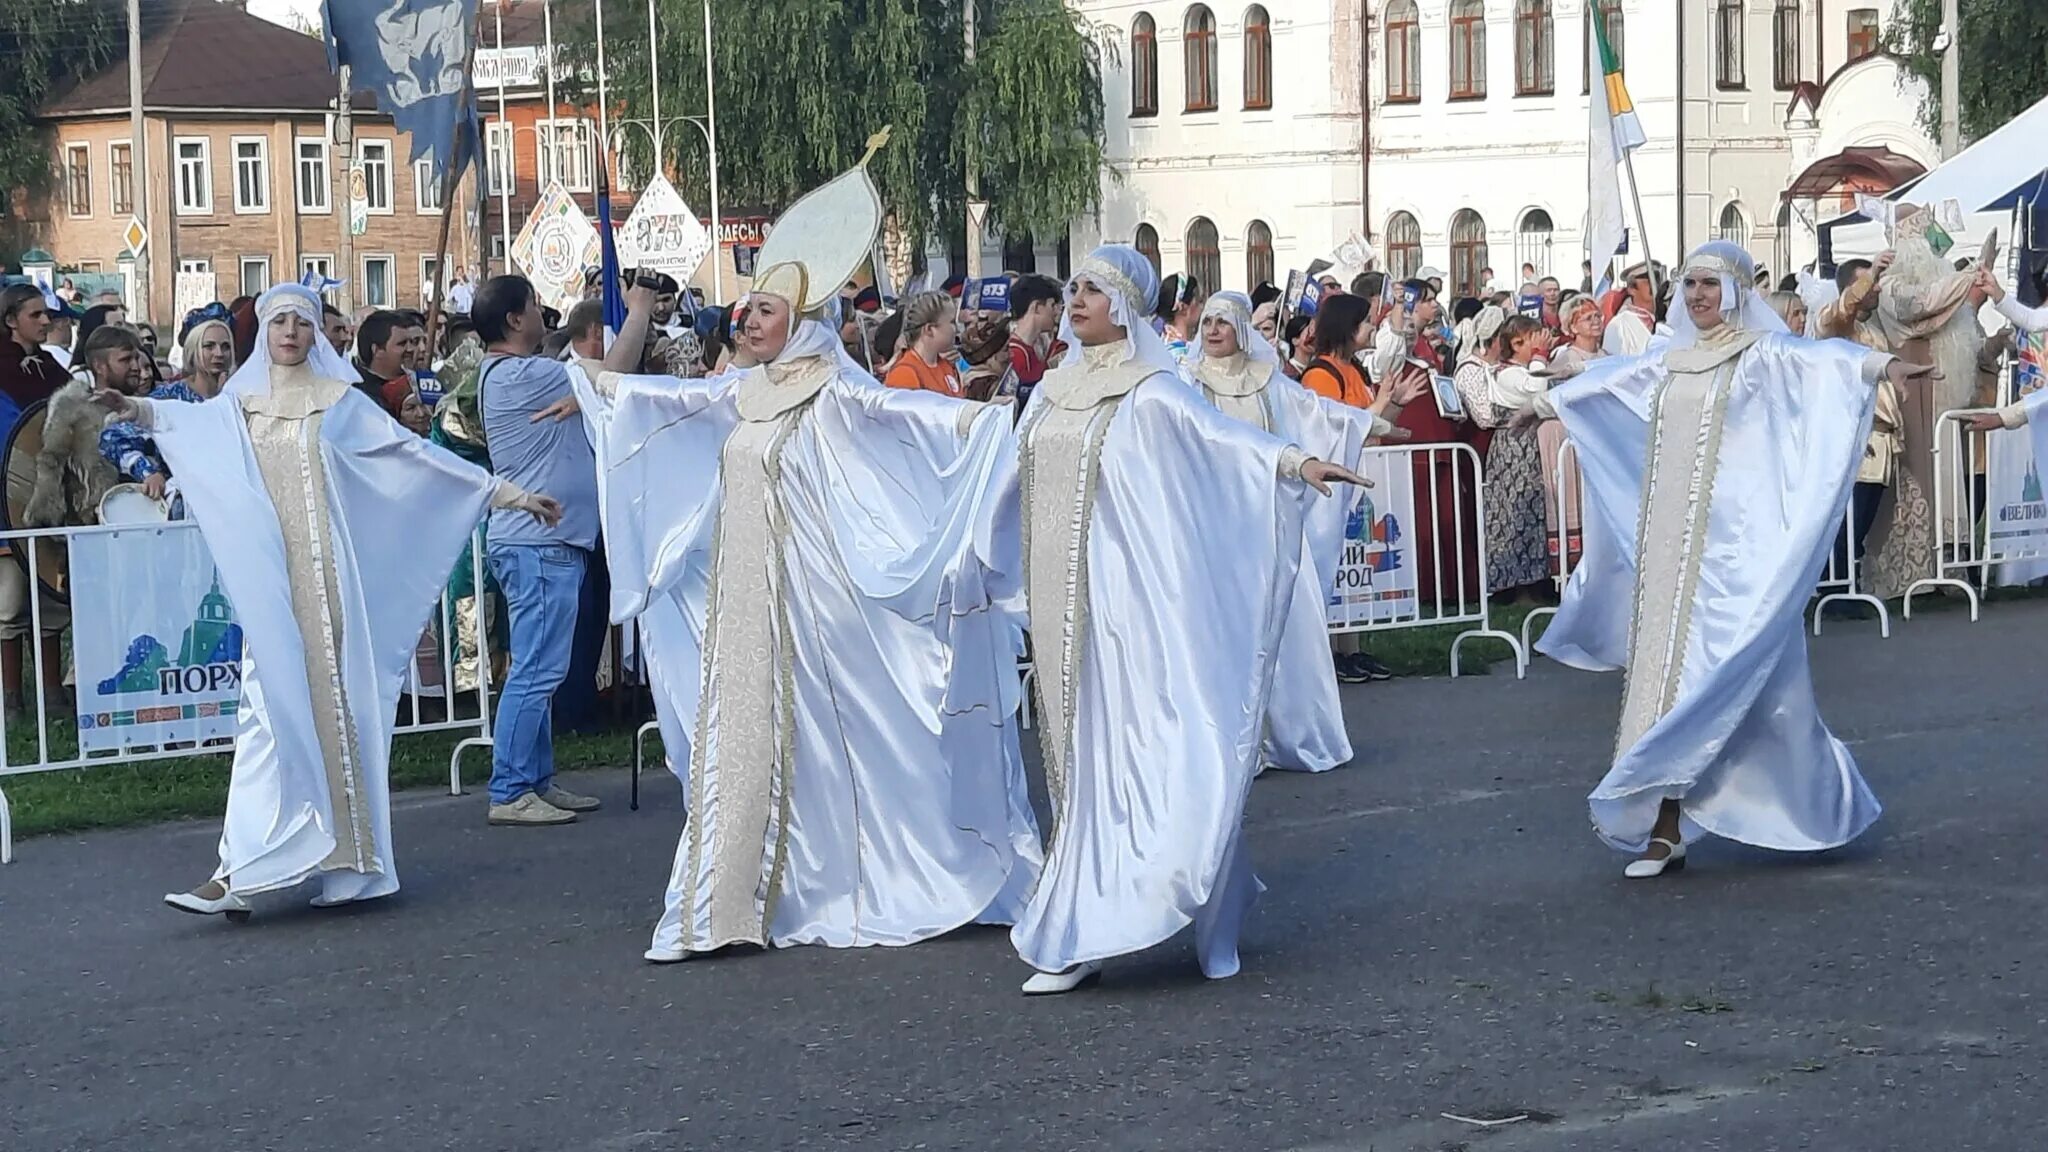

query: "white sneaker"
xmin=644 ymin=945 xmax=693 ymax=964
xmin=540 ymin=784 xmax=602 ymax=813
xmin=1624 ymin=838 xmax=1687 ymax=879
xmin=488 ymin=793 xmax=578 ymax=826
xmin=164 ymin=881 xmax=251 ymax=919
xmin=1021 ymin=961 xmax=1103 ymax=996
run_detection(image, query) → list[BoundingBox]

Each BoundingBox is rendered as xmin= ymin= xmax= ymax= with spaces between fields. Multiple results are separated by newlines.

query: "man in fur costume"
xmin=1865 ymin=208 xmax=1985 ymax=601
xmin=24 ymin=324 xmax=143 ymax=528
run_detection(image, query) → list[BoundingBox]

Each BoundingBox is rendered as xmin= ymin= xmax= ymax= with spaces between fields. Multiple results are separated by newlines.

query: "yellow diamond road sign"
xmin=121 ymin=217 xmax=147 ymax=256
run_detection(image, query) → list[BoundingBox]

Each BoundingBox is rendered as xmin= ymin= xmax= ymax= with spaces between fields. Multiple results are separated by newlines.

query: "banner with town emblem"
xmin=71 ymin=528 xmax=242 ymax=753
xmin=512 ymin=182 xmax=601 ymax=312
xmin=618 ymin=174 xmax=712 ymax=281
xmin=1324 ymin=449 xmax=1421 ymax=629
xmin=1989 ymin=330 xmax=2048 ymax=584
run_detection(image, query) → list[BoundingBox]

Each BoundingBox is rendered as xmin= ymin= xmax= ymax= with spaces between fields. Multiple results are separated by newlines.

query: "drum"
xmin=98 ymin=483 xmax=171 ymax=526
xmin=0 ymin=399 xmax=69 ymax=603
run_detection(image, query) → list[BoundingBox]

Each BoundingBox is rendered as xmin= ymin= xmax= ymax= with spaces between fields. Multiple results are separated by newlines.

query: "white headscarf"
xmin=1197 ymin=291 xmax=1281 ymax=367
xmin=1058 ymin=244 xmax=1181 ymax=379
xmin=220 ymin=283 xmax=358 ymax=398
xmin=1455 ymin=304 xmax=1507 ymax=365
xmin=1663 ymin=240 xmax=1788 ymax=348
xmin=756 ymin=289 xmax=883 ymax=389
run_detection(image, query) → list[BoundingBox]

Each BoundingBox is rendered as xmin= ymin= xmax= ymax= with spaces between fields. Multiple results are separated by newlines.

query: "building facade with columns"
xmin=1071 ymin=0 xmax=1932 ymax=301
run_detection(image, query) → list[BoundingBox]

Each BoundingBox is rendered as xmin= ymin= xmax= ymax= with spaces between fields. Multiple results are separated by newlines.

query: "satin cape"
xmin=1009 ymin=373 xmax=1308 ymax=976
xmin=602 ymin=367 xmax=1042 ymax=953
xmin=154 ymin=386 xmax=498 ymax=899
xmin=1537 ymin=333 xmax=1883 ymax=853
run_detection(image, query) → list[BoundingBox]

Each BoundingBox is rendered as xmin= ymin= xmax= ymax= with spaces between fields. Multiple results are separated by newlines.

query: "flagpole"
xmin=423 ymin=34 xmax=480 ymax=361
xmin=594 ymin=0 xmax=611 ymax=188
xmin=495 ymin=0 xmax=511 ymax=270
xmin=1622 ymin=150 xmax=1652 ymax=286
xmin=703 ymin=0 xmax=723 ymax=304
xmin=647 ymin=0 xmax=663 ymax=177
xmin=543 ymin=0 xmax=561 ymax=188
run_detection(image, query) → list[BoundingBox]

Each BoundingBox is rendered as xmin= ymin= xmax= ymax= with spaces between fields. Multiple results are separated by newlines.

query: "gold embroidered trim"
xmin=757 ymin=412 xmax=804 ymax=940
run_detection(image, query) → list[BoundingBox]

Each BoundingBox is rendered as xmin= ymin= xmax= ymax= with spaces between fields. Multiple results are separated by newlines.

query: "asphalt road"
xmin=3 ymin=599 xmax=2041 ymax=1152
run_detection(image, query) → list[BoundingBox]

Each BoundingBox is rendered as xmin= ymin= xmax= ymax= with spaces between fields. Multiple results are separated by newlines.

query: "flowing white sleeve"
xmin=1995 ymin=293 xmax=2048 ymax=334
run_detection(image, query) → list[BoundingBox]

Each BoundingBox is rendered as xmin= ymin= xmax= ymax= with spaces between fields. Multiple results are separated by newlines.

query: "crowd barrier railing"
xmin=1903 ymin=408 xmax=2001 ymax=622
xmin=1811 ymin=491 xmax=1890 ymax=637
xmin=1325 ymin=442 xmax=1527 ymax=678
xmin=1518 ymin=438 xmax=1578 ymax=655
xmin=0 ymin=521 xmax=495 ymax=864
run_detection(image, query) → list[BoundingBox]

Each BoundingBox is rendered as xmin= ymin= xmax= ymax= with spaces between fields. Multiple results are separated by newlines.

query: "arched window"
xmin=1717 ymin=202 xmax=1750 ymax=249
xmin=1773 ymin=0 xmax=1801 ymax=90
xmin=1243 ymin=6 xmax=1272 ymax=110
xmin=1716 ymin=0 xmax=1746 ymax=90
xmin=1583 ymin=0 xmax=1623 ymax=92
xmin=1185 ymin=216 xmax=1221 ymax=296
xmin=1131 ymin=14 xmax=1159 ymax=117
xmin=1514 ymin=0 xmax=1553 ymax=96
xmin=1448 ymin=0 xmax=1487 ymax=100
xmin=1184 ymin=5 xmax=1218 ymax=113
xmin=1245 ymin=219 xmax=1274 ymax=289
xmin=1135 ymin=223 xmax=1162 ymax=276
xmin=1385 ymin=0 xmax=1421 ymax=103
xmin=1386 ymin=211 xmax=1423 ymax=281
xmin=1514 ymin=209 xmax=1554 ymax=280
xmin=1449 ymin=210 xmax=1489 ymax=298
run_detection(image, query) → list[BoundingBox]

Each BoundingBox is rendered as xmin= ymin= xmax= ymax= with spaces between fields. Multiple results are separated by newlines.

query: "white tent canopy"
xmin=1824 ymin=95 xmax=2048 ymax=262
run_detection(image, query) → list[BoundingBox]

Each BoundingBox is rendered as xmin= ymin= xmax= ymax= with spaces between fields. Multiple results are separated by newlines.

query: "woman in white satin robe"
xmin=96 ymin=284 xmax=561 ymax=918
xmin=1536 ymin=242 xmax=1934 ymax=878
xmin=1179 ymin=291 xmax=1390 ymax=774
xmin=1010 ymin=247 xmax=1364 ymax=995
xmin=598 ymin=266 xmax=1042 ymax=963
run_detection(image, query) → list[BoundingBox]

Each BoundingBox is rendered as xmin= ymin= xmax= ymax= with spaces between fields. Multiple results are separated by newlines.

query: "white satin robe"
xmin=602 ymin=364 xmax=1042 ymax=955
xmin=153 ymin=378 xmax=498 ymax=901
xmin=1538 ymin=331 xmax=1886 ymax=853
xmin=567 ymin=359 xmax=698 ymax=787
xmin=1185 ymin=358 xmax=1377 ymax=773
xmin=1011 ymin=362 xmax=1309 ymax=978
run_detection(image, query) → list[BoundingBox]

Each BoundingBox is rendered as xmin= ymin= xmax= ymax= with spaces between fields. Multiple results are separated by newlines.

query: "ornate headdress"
xmin=750 ymin=128 xmax=889 ymax=317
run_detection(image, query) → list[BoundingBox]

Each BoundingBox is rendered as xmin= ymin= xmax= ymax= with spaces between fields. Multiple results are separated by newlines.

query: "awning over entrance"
xmin=1781 ymin=146 xmax=1927 ymax=202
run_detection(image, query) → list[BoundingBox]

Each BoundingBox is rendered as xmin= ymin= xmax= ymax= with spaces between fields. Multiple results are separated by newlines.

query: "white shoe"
xmin=1624 ymin=838 xmax=1687 ymax=879
xmin=1021 ymin=961 xmax=1103 ymax=995
xmin=164 ymin=883 xmax=251 ymax=919
xmin=644 ymin=945 xmax=693 ymax=964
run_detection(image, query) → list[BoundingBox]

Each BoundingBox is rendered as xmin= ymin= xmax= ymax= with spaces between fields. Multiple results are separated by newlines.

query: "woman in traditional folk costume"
xmin=1179 ymin=290 xmax=1390 ymax=774
xmin=597 ymin=137 xmax=1042 ymax=963
xmin=1009 ymin=247 xmax=1364 ymax=995
xmin=96 ymin=284 xmax=562 ymax=918
xmin=1535 ymin=243 xmax=1934 ymax=879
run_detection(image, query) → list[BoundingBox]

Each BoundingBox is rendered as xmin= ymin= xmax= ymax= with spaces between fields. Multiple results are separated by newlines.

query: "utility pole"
xmin=126 ymin=0 xmax=151 ymax=324
xmin=703 ymin=0 xmax=723 ymax=303
xmin=336 ymin=64 xmax=356 ymax=315
xmin=962 ymin=0 xmax=983 ymax=281
xmin=1939 ymin=0 xmax=1961 ymax=157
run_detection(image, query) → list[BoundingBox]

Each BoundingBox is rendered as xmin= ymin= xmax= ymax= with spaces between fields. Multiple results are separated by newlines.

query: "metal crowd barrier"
xmin=1903 ymin=408 xmax=2002 ymax=621
xmin=1326 ymin=442 xmax=1526 ymax=678
xmin=1811 ymin=492 xmax=1889 ymax=637
xmin=0 ymin=522 xmax=495 ymax=863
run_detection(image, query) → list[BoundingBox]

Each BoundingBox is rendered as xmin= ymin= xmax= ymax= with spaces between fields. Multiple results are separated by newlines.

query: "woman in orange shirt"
xmin=882 ymin=290 xmax=963 ymax=397
xmin=1298 ymin=293 xmax=1378 ymax=408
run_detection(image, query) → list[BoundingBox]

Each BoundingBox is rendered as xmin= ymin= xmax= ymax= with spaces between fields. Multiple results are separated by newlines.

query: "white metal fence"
xmin=0 ymin=521 xmax=494 ymax=863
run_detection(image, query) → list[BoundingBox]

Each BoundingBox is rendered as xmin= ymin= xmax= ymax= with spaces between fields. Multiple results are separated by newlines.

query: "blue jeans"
xmin=487 ymin=543 xmax=587 ymax=805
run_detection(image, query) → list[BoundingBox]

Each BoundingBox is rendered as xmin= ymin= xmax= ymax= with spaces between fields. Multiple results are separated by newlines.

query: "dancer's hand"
xmin=1886 ymin=360 xmax=1940 ymax=386
xmin=533 ymin=395 xmax=580 ymax=423
xmin=143 ymin=472 xmax=167 ymax=501
xmin=1301 ymin=459 xmax=1369 ymax=496
xmin=92 ymin=387 xmax=137 ymax=420
xmin=523 ymin=493 xmax=565 ymax=527
xmin=1965 ymin=412 xmax=2006 ymax=433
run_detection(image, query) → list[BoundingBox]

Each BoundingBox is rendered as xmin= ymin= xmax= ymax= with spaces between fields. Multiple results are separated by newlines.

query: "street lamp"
xmin=606 ymin=113 xmax=724 ymax=302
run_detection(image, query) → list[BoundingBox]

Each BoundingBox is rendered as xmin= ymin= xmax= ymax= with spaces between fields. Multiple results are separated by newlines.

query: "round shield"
xmin=0 ymin=399 xmax=70 ymax=603
xmin=99 ymin=483 xmax=170 ymax=526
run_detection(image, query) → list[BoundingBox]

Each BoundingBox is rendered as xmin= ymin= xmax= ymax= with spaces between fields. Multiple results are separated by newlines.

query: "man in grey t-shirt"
xmin=474 ymin=273 xmax=653 ymax=825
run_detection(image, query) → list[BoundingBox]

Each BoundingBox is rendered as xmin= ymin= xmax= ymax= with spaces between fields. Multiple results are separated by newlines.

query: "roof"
xmin=41 ymin=0 xmax=374 ymax=118
xmin=1780 ymin=146 xmax=1926 ymax=202
xmin=1884 ymin=94 xmax=2048 ymax=213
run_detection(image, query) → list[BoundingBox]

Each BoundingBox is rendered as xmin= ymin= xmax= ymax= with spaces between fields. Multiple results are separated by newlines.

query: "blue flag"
xmin=321 ymin=0 xmax=481 ymax=182
xmin=597 ymin=164 xmax=626 ymax=336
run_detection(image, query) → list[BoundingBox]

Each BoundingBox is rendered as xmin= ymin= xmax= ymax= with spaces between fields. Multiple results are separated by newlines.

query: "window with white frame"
xmin=233 ymin=136 xmax=269 ymax=213
xmin=240 ymin=256 xmax=271 ymax=298
xmin=415 ymin=157 xmax=443 ymax=212
xmin=301 ymin=254 xmax=336 ymax=299
xmin=485 ymin=122 xmax=516 ymax=196
xmin=358 ymin=139 xmax=393 ymax=213
xmin=296 ymin=138 xmax=330 ymax=213
xmin=362 ymin=254 xmax=394 ymax=306
xmin=534 ymin=119 xmax=594 ymax=192
xmin=65 ymin=143 xmax=91 ymax=216
xmin=175 ymin=137 xmax=212 ymax=214
xmin=420 ymin=256 xmax=441 ymax=305
xmin=110 ymin=141 xmax=132 ymax=215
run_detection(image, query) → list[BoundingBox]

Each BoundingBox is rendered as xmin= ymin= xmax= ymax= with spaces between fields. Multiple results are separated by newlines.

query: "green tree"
xmin=1885 ymin=0 xmax=2048 ymax=143
xmin=0 ymin=0 xmax=124 ymax=227
xmin=557 ymin=0 xmax=1105 ymax=256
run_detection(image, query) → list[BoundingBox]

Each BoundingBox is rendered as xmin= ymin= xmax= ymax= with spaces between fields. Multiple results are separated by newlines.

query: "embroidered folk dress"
xmin=1537 ymin=325 xmax=1892 ymax=854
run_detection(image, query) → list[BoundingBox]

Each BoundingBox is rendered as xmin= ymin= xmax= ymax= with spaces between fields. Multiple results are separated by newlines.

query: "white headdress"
xmin=1187 ymin=290 xmax=1283 ymax=397
xmin=1664 ymin=240 xmax=1788 ymax=348
xmin=219 ymin=283 xmax=357 ymax=398
xmin=1058 ymin=244 xmax=1180 ymax=379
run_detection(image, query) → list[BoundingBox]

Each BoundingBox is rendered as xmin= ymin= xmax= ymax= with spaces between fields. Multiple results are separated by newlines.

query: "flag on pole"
xmin=595 ymin=159 xmax=627 ymax=338
xmin=321 ymin=0 xmax=482 ymax=182
xmin=1586 ymin=13 xmax=1640 ymax=294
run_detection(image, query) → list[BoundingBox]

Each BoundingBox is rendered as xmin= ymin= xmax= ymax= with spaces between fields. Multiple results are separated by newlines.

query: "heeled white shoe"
xmin=164 ymin=884 xmax=251 ymax=919
xmin=1624 ymin=838 xmax=1687 ymax=879
xmin=1021 ymin=961 xmax=1103 ymax=996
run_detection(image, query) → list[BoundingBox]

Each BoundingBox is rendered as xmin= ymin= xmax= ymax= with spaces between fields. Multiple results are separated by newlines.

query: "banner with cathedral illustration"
xmin=1325 ymin=449 xmax=1421 ymax=629
xmin=70 ymin=527 xmax=242 ymax=754
xmin=1988 ymin=331 xmax=2048 ymax=584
